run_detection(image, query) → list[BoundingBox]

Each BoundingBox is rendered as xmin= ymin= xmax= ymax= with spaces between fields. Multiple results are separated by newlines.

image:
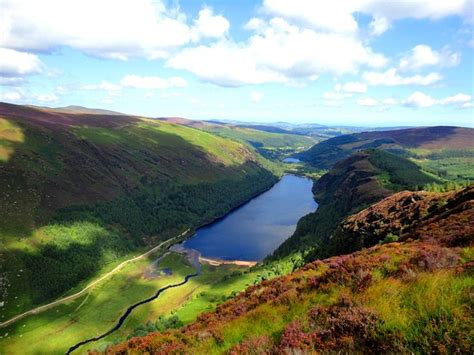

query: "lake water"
xmin=282 ymin=157 xmax=301 ymax=163
xmin=183 ymin=174 xmax=317 ymax=261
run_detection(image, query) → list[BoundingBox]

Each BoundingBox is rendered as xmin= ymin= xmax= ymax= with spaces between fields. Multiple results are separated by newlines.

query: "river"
xmin=184 ymin=174 xmax=317 ymax=261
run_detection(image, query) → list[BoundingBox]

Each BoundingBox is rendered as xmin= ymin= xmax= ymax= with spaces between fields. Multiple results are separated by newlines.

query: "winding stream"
xmin=67 ymin=174 xmax=316 ymax=353
xmin=67 ymin=245 xmax=201 ymax=354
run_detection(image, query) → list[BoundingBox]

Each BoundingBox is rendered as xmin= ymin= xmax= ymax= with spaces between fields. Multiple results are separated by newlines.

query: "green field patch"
xmin=0 ymin=252 xmax=194 ymax=354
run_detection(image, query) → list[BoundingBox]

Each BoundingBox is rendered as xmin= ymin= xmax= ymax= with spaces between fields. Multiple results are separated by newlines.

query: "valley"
xmin=0 ymin=103 xmax=472 ymax=354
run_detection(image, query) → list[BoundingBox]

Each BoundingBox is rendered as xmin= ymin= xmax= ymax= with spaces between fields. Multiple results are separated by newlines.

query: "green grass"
xmin=1 ymin=108 xmax=280 ymax=325
xmin=0 ymin=252 xmax=194 ymax=354
xmin=360 ymin=270 xmax=473 ymax=352
xmin=92 ymin=263 xmax=262 ymax=351
xmin=202 ymin=126 xmax=315 ymax=160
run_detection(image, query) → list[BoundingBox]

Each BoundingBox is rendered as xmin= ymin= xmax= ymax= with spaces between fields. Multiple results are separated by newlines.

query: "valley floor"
xmin=0 ymin=243 xmax=261 ymax=354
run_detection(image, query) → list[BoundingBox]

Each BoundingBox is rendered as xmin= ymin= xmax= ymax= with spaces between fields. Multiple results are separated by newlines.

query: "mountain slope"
xmin=157 ymin=118 xmax=316 ymax=160
xmin=0 ymin=102 xmax=278 ymax=319
xmin=108 ymin=186 xmax=473 ymax=354
xmin=272 ymin=149 xmax=440 ymax=260
xmin=298 ymin=126 xmax=474 ymax=179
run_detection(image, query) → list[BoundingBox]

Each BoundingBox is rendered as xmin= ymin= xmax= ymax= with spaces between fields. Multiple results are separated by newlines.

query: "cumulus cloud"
xmin=399 ymin=45 xmax=460 ymax=71
xmin=439 ymin=93 xmax=472 ymax=105
xmin=168 ymin=18 xmax=387 ymax=86
xmin=403 ymin=91 xmax=437 ymax=108
xmin=363 ymin=68 xmax=442 ymax=86
xmin=191 ymin=7 xmax=229 ymax=41
xmin=403 ymin=91 xmax=472 ymax=108
xmin=262 ymin=0 xmax=359 ymax=33
xmin=262 ymin=0 xmax=472 ymax=34
xmin=0 ymin=48 xmax=43 ymax=77
xmin=0 ymin=0 xmax=229 ymax=60
xmin=355 ymin=92 xmax=472 ymax=110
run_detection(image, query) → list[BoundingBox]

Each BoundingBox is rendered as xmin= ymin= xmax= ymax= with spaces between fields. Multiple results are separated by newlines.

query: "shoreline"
xmin=199 ymin=256 xmax=258 ymax=267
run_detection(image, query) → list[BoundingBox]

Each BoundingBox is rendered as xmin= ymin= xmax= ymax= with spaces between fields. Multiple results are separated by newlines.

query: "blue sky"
xmin=1 ymin=0 xmax=473 ymax=127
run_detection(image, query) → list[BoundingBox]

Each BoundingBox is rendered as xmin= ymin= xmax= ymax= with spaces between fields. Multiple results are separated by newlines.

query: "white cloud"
xmin=363 ymin=68 xmax=442 ymax=86
xmin=399 ymin=45 xmax=460 ymax=71
xmin=167 ymin=41 xmax=287 ymax=86
xmin=262 ymin=0 xmax=359 ymax=33
xmin=244 ymin=18 xmax=266 ymax=31
xmin=439 ymin=93 xmax=471 ymax=105
xmin=403 ymin=91 xmax=472 ymax=108
xmin=168 ymin=18 xmax=387 ymax=86
xmin=0 ymin=90 xmax=23 ymax=101
xmin=192 ymin=7 xmax=229 ymax=41
xmin=251 ymin=91 xmax=264 ymax=103
xmin=369 ymin=16 xmax=390 ymax=36
xmin=0 ymin=1 xmax=231 ymax=60
xmin=361 ymin=0 xmax=473 ymax=22
xmin=0 ymin=48 xmax=43 ymax=77
xmin=262 ymin=0 xmax=472 ymax=34
xmin=403 ymin=92 xmax=438 ymax=108
xmin=357 ymin=97 xmax=379 ymax=107
xmin=120 ymin=75 xmax=187 ymax=89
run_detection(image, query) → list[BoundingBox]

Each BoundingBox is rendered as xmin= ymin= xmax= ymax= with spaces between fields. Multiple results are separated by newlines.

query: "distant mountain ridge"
xmin=297 ymin=126 xmax=474 ymax=170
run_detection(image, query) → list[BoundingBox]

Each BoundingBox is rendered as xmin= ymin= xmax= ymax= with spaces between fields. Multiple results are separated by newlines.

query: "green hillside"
xmin=271 ymin=149 xmax=440 ymax=261
xmin=109 ymin=186 xmax=473 ymax=354
xmin=196 ymin=125 xmax=315 ymax=160
xmin=297 ymin=126 xmax=474 ymax=180
xmin=0 ymin=103 xmax=279 ymax=320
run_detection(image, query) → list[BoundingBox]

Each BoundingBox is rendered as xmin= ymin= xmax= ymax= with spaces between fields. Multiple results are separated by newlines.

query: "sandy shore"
xmin=199 ymin=257 xmax=258 ymax=267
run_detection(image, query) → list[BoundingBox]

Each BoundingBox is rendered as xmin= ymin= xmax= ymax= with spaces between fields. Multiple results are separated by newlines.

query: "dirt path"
xmin=0 ymin=229 xmax=190 ymax=329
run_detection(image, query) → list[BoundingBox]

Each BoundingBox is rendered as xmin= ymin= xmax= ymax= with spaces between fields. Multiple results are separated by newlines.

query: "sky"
xmin=0 ymin=0 xmax=473 ymax=127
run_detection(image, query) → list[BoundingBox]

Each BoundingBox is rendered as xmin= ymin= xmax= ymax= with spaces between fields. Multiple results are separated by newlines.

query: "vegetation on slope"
xmin=200 ymin=125 xmax=315 ymax=160
xmin=107 ymin=186 xmax=473 ymax=354
xmin=0 ymin=103 xmax=278 ymax=319
xmin=297 ymin=126 xmax=474 ymax=180
xmin=271 ymin=149 xmax=440 ymax=261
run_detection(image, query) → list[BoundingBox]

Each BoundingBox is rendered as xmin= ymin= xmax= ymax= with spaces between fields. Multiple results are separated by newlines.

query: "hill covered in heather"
xmin=297 ymin=126 xmax=474 ymax=180
xmin=272 ymin=148 xmax=441 ymax=260
xmin=0 ymin=102 xmax=278 ymax=319
xmin=108 ymin=186 xmax=473 ymax=354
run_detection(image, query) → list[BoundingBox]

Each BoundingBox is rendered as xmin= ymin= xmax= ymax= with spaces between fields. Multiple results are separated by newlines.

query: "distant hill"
xmin=298 ymin=126 xmax=474 ymax=179
xmin=0 ymin=102 xmax=278 ymax=318
xmin=29 ymin=104 xmax=126 ymax=116
xmin=156 ymin=117 xmax=316 ymax=160
xmin=110 ymin=185 xmax=473 ymax=354
xmin=272 ymin=149 xmax=441 ymax=260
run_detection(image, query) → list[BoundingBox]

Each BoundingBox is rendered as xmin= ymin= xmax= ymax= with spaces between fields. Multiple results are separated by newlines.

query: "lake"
xmin=183 ymin=174 xmax=317 ymax=261
xmin=282 ymin=157 xmax=301 ymax=163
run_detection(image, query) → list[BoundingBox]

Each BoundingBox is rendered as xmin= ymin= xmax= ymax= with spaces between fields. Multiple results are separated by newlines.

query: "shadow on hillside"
xmin=0 ymin=113 xmax=276 ymax=324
